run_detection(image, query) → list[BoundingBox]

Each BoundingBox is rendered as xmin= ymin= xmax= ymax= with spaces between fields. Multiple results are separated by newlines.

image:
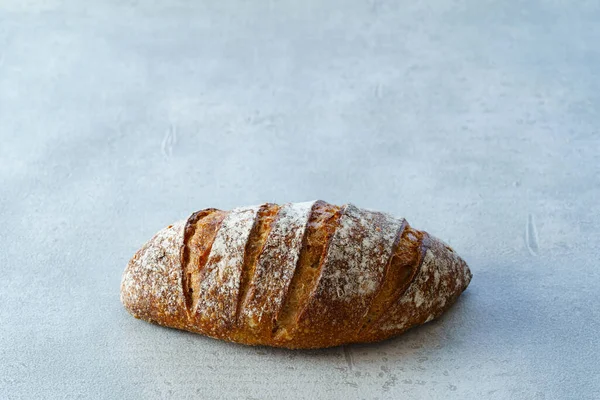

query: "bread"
xmin=121 ymin=200 xmax=472 ymax=349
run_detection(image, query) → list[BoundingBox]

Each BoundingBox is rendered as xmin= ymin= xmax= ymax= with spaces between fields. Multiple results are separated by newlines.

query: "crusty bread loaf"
xmin=121 ymin=200 xmax=472 ymax=349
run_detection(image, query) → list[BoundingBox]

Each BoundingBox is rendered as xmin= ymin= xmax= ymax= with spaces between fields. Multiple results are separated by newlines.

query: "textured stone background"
xmin=1 ymin=1 xmax=599 ymax=399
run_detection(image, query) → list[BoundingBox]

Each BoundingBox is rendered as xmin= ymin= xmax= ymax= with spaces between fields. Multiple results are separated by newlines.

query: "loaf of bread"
xmin=121 ymin=200 xmax=472 ymax=349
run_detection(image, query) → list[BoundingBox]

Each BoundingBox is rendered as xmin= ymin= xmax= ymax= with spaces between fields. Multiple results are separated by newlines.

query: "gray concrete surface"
xmin=1 ymin=1 xmax=599 ymax=399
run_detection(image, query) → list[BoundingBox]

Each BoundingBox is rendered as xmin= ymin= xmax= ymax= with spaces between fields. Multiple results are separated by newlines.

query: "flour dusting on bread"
xmin=121 ymin=201 xmax=472 ymax=348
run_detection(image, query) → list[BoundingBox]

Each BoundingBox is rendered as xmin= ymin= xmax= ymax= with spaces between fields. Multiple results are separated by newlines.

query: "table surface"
xmin=1 ymin=1 xmax=599 ymax=399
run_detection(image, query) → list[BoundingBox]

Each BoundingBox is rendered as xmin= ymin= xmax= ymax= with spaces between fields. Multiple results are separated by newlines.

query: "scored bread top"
xmin=239 ymin=201 xmax=314 ymax=337
xmin=121 ymin=200 xmax=472 ymax=349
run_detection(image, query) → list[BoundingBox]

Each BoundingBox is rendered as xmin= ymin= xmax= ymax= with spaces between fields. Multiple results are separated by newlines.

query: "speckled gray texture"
xmin=1 ymin=1 xmax=599 ymax=399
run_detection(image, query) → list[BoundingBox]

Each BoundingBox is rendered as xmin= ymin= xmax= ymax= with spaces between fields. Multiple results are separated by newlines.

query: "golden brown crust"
xmin=365 ymin=234 xmax=472 ymax=341
xmin=120 ymin=220 xmax=188 ymax=330
xmin=121 ymin=201 xmax=472 ymax=349
xmin=359 ymin=222 xmax=424 ymax=335
xmin=272 ymin=201 xmax=342 ymax=342
xmin=286 ymin=205 xmax=404 ymax=348
xmin=237 ymin=201 xmax=315 ymax=340
xmin=236 ymin=203 xmax=281 ymax=324
xmin=191 ymin=205 xmax=262 ymax=336
xmin=181 ymin=209 xmax=228 ymax=310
